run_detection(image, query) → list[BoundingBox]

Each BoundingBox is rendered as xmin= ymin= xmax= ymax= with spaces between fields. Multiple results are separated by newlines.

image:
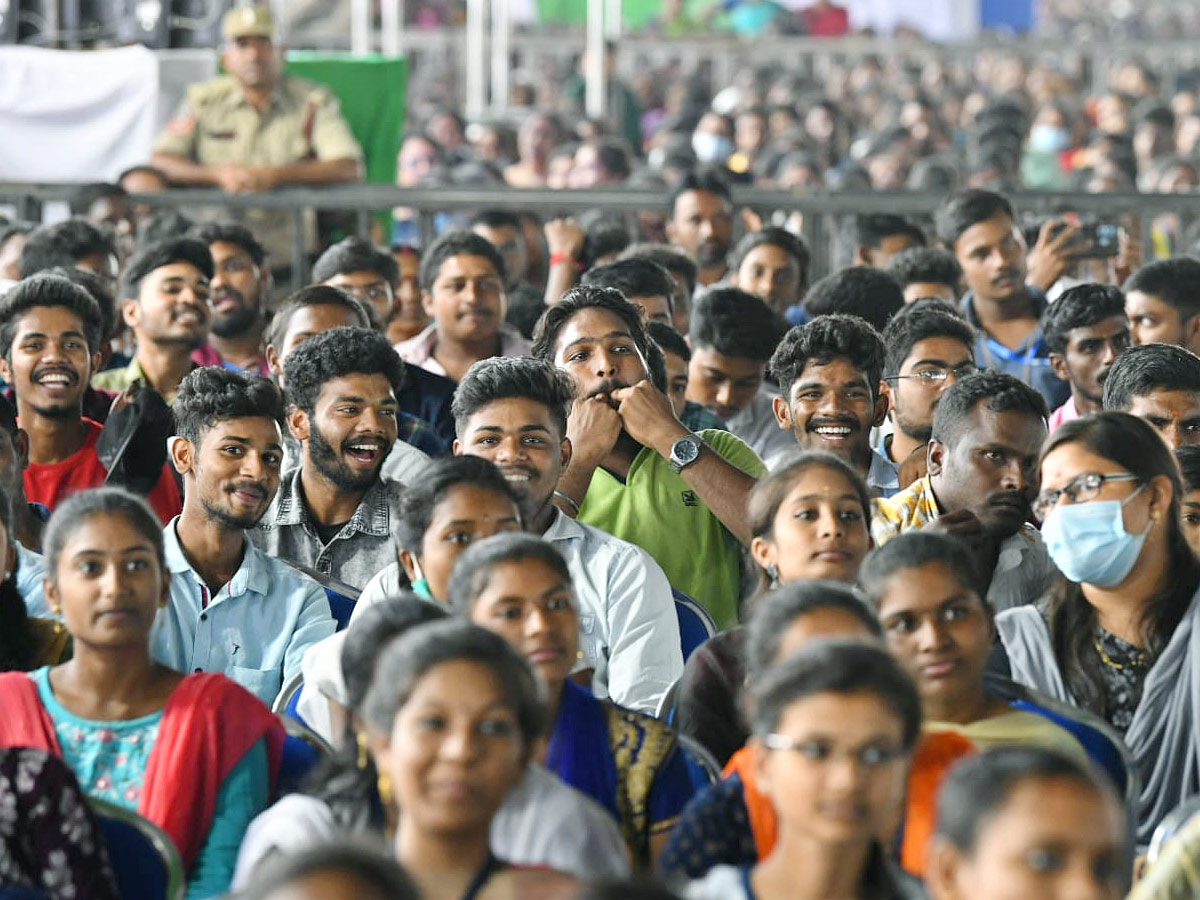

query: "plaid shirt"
xmin=248 ymin=468 xmax=404 ymax=590
xmin=871 ymin=476 xmax=1056 ymax=612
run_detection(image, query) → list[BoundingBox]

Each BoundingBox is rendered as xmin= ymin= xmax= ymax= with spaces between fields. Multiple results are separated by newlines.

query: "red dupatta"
xmin=0 ymin=671 xmax=284 ymax=870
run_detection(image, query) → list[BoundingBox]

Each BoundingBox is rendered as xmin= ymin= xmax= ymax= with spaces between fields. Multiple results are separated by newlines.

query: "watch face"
xmin=675 ymin=437 xmax=700 ymax=464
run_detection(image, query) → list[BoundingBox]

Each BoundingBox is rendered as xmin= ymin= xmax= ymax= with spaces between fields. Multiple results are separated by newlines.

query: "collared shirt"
xmin=91 ymin=357 xmax=194 ymax=404
xmin=1048 ymin=394 xmax=1081 ymax=433
xmin=16 ymin=542 xmax=47 ymax=619
xmin=309 ymin=507 xmax=684 ymax=717
xmin=871 ymin=476 xmax=1056 ymax=612
xmin=723 ymin=386 xmax=796 ymax=468
xmin=151 ymin=519 xmax=336 ymax=705
xmin=395 ymin=322 xmax=533 ymax=381
xmin=248 ymin=467 xmax=405 ymax=590
xmin=961 ymin=290 xmax=1070 ymax=410
xmin=153 ymin=74 xmax=364 ymax=266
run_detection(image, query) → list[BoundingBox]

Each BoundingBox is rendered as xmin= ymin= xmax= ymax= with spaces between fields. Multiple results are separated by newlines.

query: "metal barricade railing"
xmin=0 ymin=182 xmax=1190 ymax=287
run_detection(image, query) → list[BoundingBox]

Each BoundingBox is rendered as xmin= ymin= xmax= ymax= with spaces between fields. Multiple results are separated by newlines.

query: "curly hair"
xmin=0 ymin=273 xmax=104 ymax=359
xmin=174 ymin=367 xmax=285 ymax=444
xmin=769 ymin=314 xmax=886 ymax=402
xmin=283 ymin=327 xmax=405 ymax=415
xmin=452 ymin=356 xmax=576 ymax=439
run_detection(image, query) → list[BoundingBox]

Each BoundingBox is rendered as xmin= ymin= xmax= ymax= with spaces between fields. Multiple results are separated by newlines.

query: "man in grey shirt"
xmin=251 ymin=325 xmax=407 ymax=589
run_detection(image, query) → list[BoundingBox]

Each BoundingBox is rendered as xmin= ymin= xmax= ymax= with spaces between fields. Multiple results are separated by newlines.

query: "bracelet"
xmin=549 ymin=252 xmax=584 ymax=271
xmin=553 ymin=490 xmax=581 ymax=515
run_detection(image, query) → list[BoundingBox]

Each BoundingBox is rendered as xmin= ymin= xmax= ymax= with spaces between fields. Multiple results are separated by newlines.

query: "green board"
xmin=284 ymin=52 xmax=408 ymax=186
xmin=534 ymin=0 xmax=666 ymax=29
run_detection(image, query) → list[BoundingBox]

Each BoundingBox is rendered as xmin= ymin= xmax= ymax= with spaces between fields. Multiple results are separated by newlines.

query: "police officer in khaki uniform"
xmin=151 ymin=5 xmax=363 ymax=277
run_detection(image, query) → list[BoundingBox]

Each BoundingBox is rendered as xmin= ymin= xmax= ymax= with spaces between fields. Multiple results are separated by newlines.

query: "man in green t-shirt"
xmin=532 ymin=285 xmax=765 ymax=629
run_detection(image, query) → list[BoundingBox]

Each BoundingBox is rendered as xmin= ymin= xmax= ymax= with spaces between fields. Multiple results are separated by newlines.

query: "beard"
xmin=211 ymin=299 xmax=260 ymax=340
xmin=895 ymin=408 xmax=933 ymax=443
xmin=29 ymin=400 xmax=80 ymax=421
xmin=200 ymin=493 xmax=263 ymax=531
xmin=308 ymin=423 xmax=383 ymax=493
xmin=695 ymin=240 xmax=728 ymax=267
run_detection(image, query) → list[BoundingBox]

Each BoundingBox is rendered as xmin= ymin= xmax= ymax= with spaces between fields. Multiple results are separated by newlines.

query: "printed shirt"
xmin=151 ymin=519 xmax=336 ymax=706
xmin=871 ymin=476 xmax=1056 ymax=612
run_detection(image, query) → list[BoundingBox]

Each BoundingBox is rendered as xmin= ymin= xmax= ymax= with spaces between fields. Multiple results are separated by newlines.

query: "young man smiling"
xmin=769 ymin=314 xmax=898 ymax=497
xmin=450 ymin=355 xmax=682 ymax=713
xmin=92 ymin=237 xmax=213 ymax=403
xmin=533 ymin=285 xmax=764 ymax=630
xmin=251 ymin=326 xmax=408 ymax=589
xmin=1041 ymin=283 xmax=1130 ymax=432
xmin=872 ymin=371 xmax=1054 ymax=612
xmin=190 ymin=222 xmax=270 ymax=374
xmin=154 ymin=367 xmax=335 ymax=705
xmin=0 ymin=274 xmax=181 ymax=523
xmin=396 ymin=230 xmax=531 ymax=383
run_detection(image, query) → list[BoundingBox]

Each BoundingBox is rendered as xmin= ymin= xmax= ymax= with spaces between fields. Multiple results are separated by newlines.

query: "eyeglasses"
xmin=1032 ymin=472 xmax=1142 ymax=519
xmin=761 ymin=733 xmax=902 ymax=768
xmin=884 ymin=362 xmax=978 ymax=385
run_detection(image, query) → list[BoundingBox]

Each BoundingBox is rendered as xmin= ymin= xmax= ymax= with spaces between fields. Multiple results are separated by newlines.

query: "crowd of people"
xmin=8 ymin=4 xmax=1200 ymax=900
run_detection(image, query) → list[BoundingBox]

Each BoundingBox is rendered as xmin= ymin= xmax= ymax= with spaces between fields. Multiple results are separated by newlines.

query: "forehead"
xmin=434 ymin=253 xmax=500 ymax=282
xmin=60 ymin=512 xmax=157 ymax=552
xmin=210 ymin=240 xmax=253 ymax=264
xmin=876 ymin=561 xmax=975 ymax=609
xmin=980 ymin=778 xmax=1123 ymax=847
xmin=673 ymin=189 xmax=731 ymax=219
xmin=327 ymin=269 xmax=387 ymax=286
xmin=478 ymin=556 xmax=568 ymax=591
xmin=198 ymin=414 xmax=282 ymax=445
xmin=740 ymin=243 xmax=797 ymax=270
xmin=1064 ymin=314 xmax=1128 ymax=344
xmin=144 ymin=261 xmax=207 ymax=285
xmin=1125 ymin=289 xmax=1174 ymax=315
xmin=555 ymin=307 xmax=635 ymax=350
xmin=794 ymin=356 xmax=870 ymax=387
xmin=464 ymin=396 xmax=558 ymax=430
xmin=315 ymin=372 xmax=396 ymax=403
xmin=14 ymin=304 xmax=87 ymax=335
xmin=954 ymin=212 xmax=1018 ymax=254
xmin=781 ymin=463 xmax=860 ymax=498
xmin=691 ymin=344 xmax=767 ymax=375
xmin=1127 ymin=388 xmax=1200 ymax=417
xmin=431 ymin=483 xmax=519 ymax=519
xmin=955 ymin=406 xmax=1046 ymax=451
xmin=1041 ymin=440 xmax=1124 ymax=484
xmin=901 ymin=335 xmax=973 ymax=368
xmin=282 ymin=304 xmax=362 ymax=340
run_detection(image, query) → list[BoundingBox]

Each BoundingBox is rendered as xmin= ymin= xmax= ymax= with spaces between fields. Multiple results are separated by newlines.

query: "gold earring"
xmin=377 ymin=770 xmax=394 ymax=809
xmin=576 ymin=650 xmax=585 ymax=661
xmin=356 ymin=732 xmax=370 ymax=770
xmin=49 ymin=605 xmax=63 ymax=635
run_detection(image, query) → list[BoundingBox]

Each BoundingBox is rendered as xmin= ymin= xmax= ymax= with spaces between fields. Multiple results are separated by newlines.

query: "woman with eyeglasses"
xmin=684 ymin=640 xmax=925 ymax=900
xmin=998 ymin=411 xmax=1200 ymax=845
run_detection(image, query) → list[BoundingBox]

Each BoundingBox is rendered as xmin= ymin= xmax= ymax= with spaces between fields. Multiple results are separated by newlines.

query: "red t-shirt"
xmin=24 ymin=418 xmax=182 ymax=525
xmin=802 ymin=4 xmax=849 ymax=36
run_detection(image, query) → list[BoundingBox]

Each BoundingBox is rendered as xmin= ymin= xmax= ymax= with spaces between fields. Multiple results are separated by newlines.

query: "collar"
xmin=960 ymin=289 xmax=1050 ymax=360
xmin=163 ymin=518 xmax=270 ymax=598
xmin=227 ymin=77 xmax=286 ymax=113
xmin=270 ymin=468 xmax=392 ymax=537
xmin=867 ymin=446 xmax=900 ymax=493
xmin=543 ymin=505 xmax=586 ymax=543
xmin=960 ymin=287 xmax=1050 ymax=326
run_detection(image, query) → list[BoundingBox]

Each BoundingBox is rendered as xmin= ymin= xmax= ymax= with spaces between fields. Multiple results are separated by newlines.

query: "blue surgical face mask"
xmin=1029 ymin=124 xmax=1071 ymax=154
xmin=692 ymin=132 xmax=733 ymax=164
xmin=1041 ymin=487 xmax=1149 ymax=588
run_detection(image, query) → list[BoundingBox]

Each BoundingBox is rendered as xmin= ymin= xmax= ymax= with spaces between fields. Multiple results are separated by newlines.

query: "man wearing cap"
xmin=150 ymin=5 xmax=363 ymax=273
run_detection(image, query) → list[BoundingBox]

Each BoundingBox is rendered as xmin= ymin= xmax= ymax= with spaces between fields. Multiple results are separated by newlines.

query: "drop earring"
xmin=766 ymin=563 xmax=780 ymax=585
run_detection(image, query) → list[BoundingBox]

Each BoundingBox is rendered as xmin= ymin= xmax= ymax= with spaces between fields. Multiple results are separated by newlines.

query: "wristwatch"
xmin=668 ymin=434 xmax=703 ymax=474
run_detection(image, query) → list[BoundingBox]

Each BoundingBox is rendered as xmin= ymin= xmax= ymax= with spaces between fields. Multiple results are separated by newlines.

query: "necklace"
xmin=1093 ymin=635 xmax=1147 ymax=671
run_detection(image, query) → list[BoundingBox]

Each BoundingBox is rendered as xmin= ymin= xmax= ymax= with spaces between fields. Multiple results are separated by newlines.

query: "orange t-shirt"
xmin=24 ymin=418 xmax=182 ymax=525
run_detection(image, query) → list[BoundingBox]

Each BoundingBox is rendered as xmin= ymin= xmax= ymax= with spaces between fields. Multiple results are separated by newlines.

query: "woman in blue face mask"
xmin=996 ymin=411 xmax=1200 ymax=845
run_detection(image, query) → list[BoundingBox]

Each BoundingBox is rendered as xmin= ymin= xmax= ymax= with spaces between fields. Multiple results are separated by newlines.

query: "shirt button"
xmin=193 ymin=668 xmax=202 ymax=673
xmin=200 ymin=613 xmax=208 ymax=622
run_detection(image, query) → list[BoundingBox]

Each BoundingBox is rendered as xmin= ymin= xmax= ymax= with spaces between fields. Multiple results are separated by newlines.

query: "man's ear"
xmin=451 ymin=438 xmax=463 ymax=456
xmin=1185 ymin=313 xmax=1200 ymax=354
xmin=853 ymin=245 xmax=873 ymax=267
xmin=772 ymin=395 xmax=793 ymax=431
xmin=560 ymin=436 xmax=573 ymax=472
xmin=1049 ymin=352 xmax=1070 ymax=382
xmin=288 ymin=406 xmax=310 ymax=442
xmin=121 ymin=298 xmax=141 ymax=330
xmin=265 ymin=344 xmax=282 ymax=378
xmin=872 ymin=382 xmax=889 ymax=428
xmin=927 ymin=439 xmax=946 ymax=477
xmin=169 ymin=436 xmax=194 ymax=476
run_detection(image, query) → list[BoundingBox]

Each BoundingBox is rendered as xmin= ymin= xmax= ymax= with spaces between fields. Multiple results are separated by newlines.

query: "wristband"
xmin=549 ymin=252 xmax=584 ymax=271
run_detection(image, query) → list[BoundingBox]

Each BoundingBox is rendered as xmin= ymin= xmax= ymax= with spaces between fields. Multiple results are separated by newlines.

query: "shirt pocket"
xmin=575 ymin=613 xmax=601 ymax=670
xmin=229 ymin=665 xmax=283 ymax=706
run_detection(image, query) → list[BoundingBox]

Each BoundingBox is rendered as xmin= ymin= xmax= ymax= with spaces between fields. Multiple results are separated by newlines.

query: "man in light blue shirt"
xmin=151 ymin=366 xmax=335 ymax=706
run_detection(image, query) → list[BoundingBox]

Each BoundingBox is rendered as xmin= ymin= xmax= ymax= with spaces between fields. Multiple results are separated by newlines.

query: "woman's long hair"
xmin=1040 ymin=413 xmax=1200 ymax=716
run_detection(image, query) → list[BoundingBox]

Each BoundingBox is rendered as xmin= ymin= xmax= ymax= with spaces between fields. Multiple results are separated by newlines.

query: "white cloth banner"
xmin=0 ymin=44 xmax=160 ymax=182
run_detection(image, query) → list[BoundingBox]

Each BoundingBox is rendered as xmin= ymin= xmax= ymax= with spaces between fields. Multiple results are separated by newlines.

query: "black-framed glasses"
xmin=884 ymin=362 xmax=978 ymax=385
xmin=1032 ymin=472 xmax=1142 ymax=519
